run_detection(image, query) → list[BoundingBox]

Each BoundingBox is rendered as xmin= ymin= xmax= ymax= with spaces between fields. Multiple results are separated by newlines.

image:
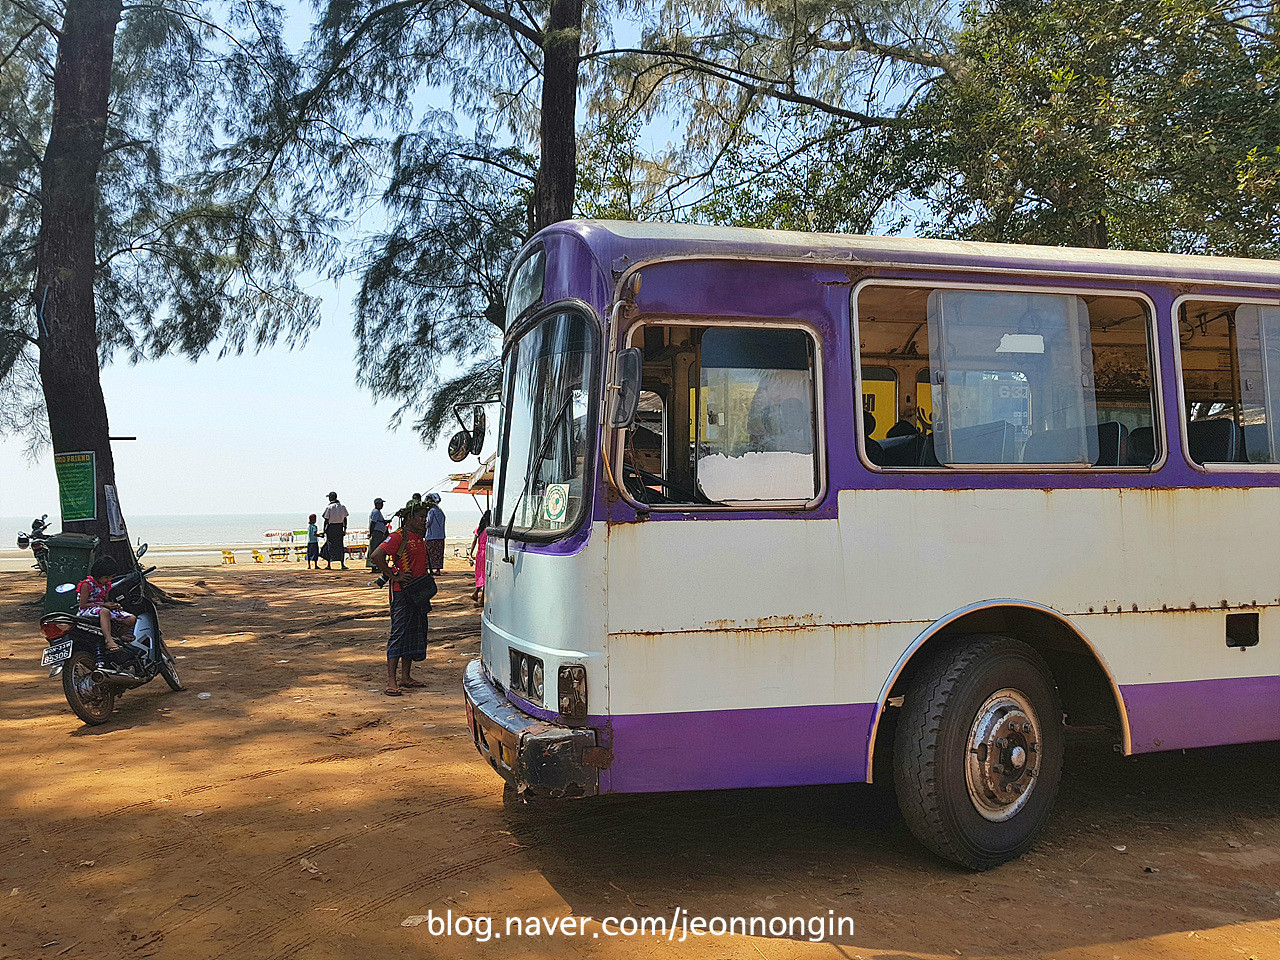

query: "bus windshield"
xmin=496 ymin=310 xmax=597 ymax=535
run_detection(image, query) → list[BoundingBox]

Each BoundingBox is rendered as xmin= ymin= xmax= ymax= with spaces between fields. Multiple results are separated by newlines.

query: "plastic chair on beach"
xmin=251 ymin=549 xmax=266 ymax=563
xmin=221 ymin=550 xmax=236 ymax=564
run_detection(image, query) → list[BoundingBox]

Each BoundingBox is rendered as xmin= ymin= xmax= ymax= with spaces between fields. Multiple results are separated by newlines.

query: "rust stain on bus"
xmin=702 ymin=613 xmax=821 ymax=631
xmin=613 ymin=625 xmax=826 ymax=646
xmin=1084 ymin=600 xmax=1272 ymax=615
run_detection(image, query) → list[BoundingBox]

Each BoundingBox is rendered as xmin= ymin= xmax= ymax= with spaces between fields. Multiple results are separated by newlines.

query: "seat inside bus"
xmin=1186 ymin=418 xmax=1247 ymax=463
xmin=870 ymin=420 xmax=1131 ymax=467
xmin=1125 ymin=426 xmax=1154 ymax=466
xmin=1021 ymin=421 xmax=1127 ymax=466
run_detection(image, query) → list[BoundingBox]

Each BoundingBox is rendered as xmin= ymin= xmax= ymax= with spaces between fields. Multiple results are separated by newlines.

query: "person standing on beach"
xmin=370 ymin=499 xmax=430 ymax=696
xmin=467 ymin=509 xmax=490 ymax=606
xmin=322 ymin=491 xmax=349 ymax=570
xmin=424 ymin=493 xmax=446 ymax=575
xmin=367 ymin=498 xmax=389 ymax=568
xmin=306 ymin=514 xmax=320 ymax=569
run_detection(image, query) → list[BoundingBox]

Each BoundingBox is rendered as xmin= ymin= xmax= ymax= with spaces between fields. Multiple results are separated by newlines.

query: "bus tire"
xmin=893 ymin=635 xmax=1064 ymax=870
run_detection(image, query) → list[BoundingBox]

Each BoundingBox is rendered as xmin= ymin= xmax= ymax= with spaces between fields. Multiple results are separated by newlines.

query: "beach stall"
xmin=450 ymin=455 xmax=494 ymax=504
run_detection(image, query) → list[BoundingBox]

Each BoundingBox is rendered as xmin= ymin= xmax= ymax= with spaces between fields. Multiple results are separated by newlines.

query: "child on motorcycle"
xmin=78 ymin=557 xmax=137 ymax=646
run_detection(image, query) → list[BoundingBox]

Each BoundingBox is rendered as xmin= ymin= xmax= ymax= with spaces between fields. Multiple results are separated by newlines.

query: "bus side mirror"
xmin=610 ymin=347 xmax=643 ymax=428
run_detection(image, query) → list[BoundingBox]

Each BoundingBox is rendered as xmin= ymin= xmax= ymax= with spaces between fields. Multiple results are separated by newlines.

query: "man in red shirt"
xmin=370 ymin=499 xmax=430 ymax=696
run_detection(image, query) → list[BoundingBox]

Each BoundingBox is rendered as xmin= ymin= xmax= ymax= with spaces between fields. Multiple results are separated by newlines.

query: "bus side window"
xmin=1178 ymin=300 xmax=1280 ymax=465
xmin=624 ymin=323 xmax=821 ymax=506
xmin=856 ymin=284 xmax=1158 ymax=468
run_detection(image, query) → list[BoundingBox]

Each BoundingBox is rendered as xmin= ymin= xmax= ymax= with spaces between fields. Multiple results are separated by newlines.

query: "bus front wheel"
xmin=893 ymin=635 xmax=1064 ymax=870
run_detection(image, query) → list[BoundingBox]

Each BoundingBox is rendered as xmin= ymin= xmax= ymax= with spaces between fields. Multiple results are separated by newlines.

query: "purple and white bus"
xmin=463 ymin=220 xmax=1280 ymax=868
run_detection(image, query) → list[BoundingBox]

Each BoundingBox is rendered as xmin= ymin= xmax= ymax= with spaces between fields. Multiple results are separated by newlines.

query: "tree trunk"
xmin=34 ymin=0 xmax=133 ymax=567
xmin=1085 ymin=213 xmax=1110 ymax=250
xmin=533 ymin=0 xmax=583 ymax=230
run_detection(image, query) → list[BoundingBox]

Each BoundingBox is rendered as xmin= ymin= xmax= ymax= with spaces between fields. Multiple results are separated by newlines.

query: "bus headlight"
xmin=558 ymin=664 xmax=587 ymax=722
xmin=508 ymin=649 xmax=543 ymax=702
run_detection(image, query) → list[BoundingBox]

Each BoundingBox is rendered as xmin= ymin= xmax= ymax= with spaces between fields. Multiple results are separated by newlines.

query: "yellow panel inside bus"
xmin=861 ymin=374 xmax=896 ymax=440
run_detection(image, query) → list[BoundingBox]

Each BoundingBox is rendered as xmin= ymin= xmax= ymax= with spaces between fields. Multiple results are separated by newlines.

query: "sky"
xmin=0 ymin=272 xmax=497 ymax=525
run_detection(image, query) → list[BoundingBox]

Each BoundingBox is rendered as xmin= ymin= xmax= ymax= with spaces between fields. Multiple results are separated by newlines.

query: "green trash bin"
xmin=44 ymin=533 xmax=100 ymax=614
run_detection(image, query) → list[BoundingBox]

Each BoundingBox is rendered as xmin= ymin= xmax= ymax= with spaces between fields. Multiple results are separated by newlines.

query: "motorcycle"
xmin=38 ymin=544 xmax=183 ymax=725
xmin=16 ymin=514 xmax=50 ymax=573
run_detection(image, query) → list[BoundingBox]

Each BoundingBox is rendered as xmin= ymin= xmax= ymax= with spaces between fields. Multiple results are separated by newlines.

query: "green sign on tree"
xmin=54 ymin=451 xmax=96 ymax=522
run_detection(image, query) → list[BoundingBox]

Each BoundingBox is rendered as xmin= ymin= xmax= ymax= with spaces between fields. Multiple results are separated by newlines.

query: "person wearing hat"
xmin=367 ymin=497 xmax=389 ymax=568
xmin=424 ymin=492 xmax=446 ymax=575
xmin=370 ymin=499 xmax=431 ymax=696
xmin=321 ymin=491 xmax=349 ymax=570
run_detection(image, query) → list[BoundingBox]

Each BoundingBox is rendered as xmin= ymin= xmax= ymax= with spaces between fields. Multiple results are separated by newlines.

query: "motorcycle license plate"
xmin=41 ymin=640 xmax=73 ymax=666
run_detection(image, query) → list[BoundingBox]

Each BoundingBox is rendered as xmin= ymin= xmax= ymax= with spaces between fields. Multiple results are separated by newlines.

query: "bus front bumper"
xmin=463 ymin=659 xmax=603 ymax=798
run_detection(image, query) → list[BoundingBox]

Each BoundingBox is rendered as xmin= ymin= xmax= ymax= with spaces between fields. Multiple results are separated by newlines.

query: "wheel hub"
xmin=965 ymin=689 xmax=1040 ymax=821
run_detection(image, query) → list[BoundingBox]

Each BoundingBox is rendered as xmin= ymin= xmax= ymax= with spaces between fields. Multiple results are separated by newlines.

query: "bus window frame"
xmin=852 ymin=277 xmax=1166 ymax=474
xmin=494 ymin=298 xmax=604 ymax=545
xmin=1171 ymin=292 xmax=1280 ymax=474
xmin=614 ymin=316 xmax=829 ymax=512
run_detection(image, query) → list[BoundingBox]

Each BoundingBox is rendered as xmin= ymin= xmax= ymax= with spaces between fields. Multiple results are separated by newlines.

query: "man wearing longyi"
xmin=321 ymin=491 xmax=349 ymax=570
xmin=370 ymin=499 xmax=430 ymax=696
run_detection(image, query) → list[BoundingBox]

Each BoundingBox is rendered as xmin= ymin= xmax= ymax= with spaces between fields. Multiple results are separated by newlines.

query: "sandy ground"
xmin=1 ymin=562 xmax=1279 ymax=960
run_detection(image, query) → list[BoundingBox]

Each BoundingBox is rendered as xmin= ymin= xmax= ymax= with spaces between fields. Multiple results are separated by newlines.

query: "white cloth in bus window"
xmin=698 ymin=367 xmax=816 ymax=501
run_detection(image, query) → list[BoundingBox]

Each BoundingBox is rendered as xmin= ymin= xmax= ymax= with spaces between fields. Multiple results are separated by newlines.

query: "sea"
xmin=2 ymin=512 xmax=479 ymax=549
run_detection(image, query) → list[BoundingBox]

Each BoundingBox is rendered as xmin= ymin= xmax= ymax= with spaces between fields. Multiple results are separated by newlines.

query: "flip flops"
xmin=400 ymin=678 xmax=425 ymax=688
xmin=384 ymin=687 xmax=402 ymax=697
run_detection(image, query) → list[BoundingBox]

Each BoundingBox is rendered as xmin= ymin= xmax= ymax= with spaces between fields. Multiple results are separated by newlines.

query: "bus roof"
xmin=541 ymin=219 xmax=1280 ymax=289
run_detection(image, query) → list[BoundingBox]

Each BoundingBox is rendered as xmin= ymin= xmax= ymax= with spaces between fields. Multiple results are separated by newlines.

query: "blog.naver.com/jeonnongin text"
xmin=401 ymin=908 xmax=855 ymax=943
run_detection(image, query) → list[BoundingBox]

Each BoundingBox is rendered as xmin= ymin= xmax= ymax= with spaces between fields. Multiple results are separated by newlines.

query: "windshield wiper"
xmin=502 ymin=391 xmax=576 ymax=564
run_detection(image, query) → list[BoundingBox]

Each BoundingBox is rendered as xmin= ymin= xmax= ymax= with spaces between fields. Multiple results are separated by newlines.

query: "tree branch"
xmin=0 ymin=327 xmax=40 ymax=347
xmin=102 ymin=137 xmax=153 ymax=156
xmin=800 ymin=27 xmax=958 ymax=78
xmin=0 ymin=19 xmax=42 ymax=75
xmin=585 ymin=47 xmax=912 ymax=125
xmin=456 ymin=0 xmax=541 ymax=46
xmin=2 ymin=0 xmax=62 ymax=39
xmin=452 ymin=151 xmax=537 ymax=183
xmin=120 ymin=2 xmax=276 ymax=86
